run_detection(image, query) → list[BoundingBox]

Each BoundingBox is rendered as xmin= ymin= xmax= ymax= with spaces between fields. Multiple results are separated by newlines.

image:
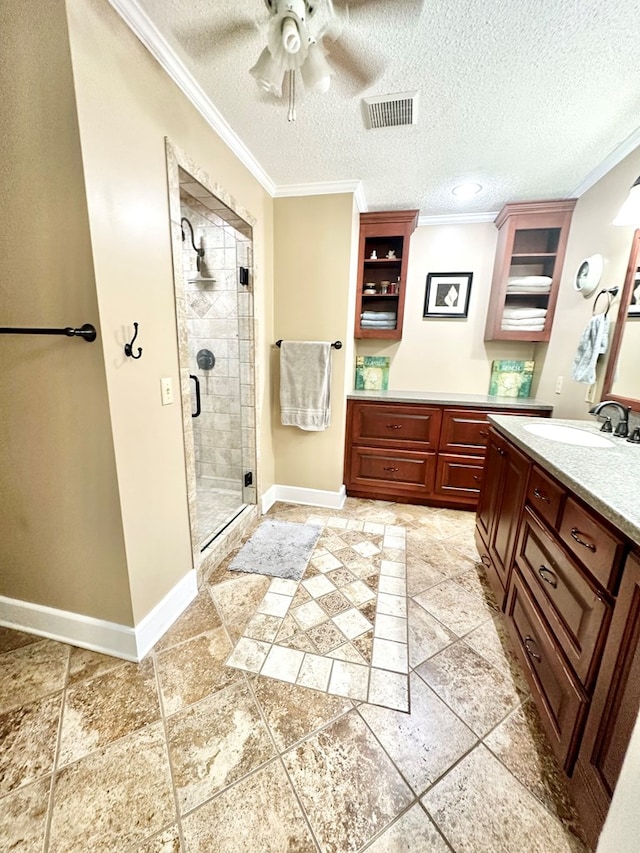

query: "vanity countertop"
xmin=347 ymin=390 xmax=553 ymax=410
xmin=490 ymin=415 xmax=640 ymax=547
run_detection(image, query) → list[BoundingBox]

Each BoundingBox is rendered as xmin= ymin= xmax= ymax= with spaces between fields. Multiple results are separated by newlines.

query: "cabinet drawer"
xmin=507 ymin=571 xmax=589 ymax=771
xmin=435 ymin=454 xmax=484 ymax=498
xmin=526 ymin=465 xmax=564 ymax=529
xmin=351 ymin=403 xmax=441 ymax=450
xmin=439 ymin=410 xmax=492 ymax=454
xmin=516 ymin=509 xmax=610 ymax=685
xmin=349 ymin=446 xmax=436 ymax=495
xmin=559 ymin=497 xmax=625 ymax=592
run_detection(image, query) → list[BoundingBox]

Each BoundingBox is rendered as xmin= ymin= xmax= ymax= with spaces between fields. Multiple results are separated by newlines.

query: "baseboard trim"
xmin=0 ymin=569 xmax=198 ymax=662
xmin=263 ymin=484 xmax=346 ymax=511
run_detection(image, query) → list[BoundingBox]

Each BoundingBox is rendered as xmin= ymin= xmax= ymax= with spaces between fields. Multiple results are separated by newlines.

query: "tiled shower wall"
xmin=179 ymin=191 xmax=256 ymax=507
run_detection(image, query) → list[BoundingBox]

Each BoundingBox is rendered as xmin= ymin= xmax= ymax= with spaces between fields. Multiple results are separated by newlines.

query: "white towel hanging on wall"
xmin=279 ymin=341 xmax=332 ymax=431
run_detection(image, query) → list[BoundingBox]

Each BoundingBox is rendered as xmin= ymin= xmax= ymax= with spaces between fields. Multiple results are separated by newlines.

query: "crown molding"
xmin=418 ymin=211 xmax=499 ymax=226
xmin=570 ymin=125 xmax=640 ymax=198
xmin=354 ymin=183 xmax=368 ymax=212
xmin=107 ymin=0 xmax=277 ymax=196
xmin=273 ymin=180 xmax=363 ymax=199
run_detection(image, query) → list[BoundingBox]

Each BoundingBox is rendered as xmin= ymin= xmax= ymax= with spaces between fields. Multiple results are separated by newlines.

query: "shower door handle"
xmin=190 ymin=374 xmax=201 ymax=418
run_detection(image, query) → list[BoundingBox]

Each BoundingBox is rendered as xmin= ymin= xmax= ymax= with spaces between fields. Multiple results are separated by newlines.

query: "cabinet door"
xmin=571 ymin=552 xmax=640 ymax=847
xmin=348 ymin=446 xmax=437 ymax=498
xmin=350 ymin=403 xmax=442 ymax=450
xmin=488 ymin=436 xmax=530 ymax=591
xmin=435 ymin=453 xmax=485 ymax=507
xmin=476 ymin=436 xmax=505 ymax=545
xmin=440 ymin=409 xmax=492 ymax=454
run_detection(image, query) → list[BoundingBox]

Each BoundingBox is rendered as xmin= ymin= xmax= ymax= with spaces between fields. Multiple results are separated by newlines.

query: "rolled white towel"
xmin=361 ymin=311 xmax=397 ymax=320
xmin=501 ymin=322 xmax=545 ymax=331
xmin=502 ymin=307 xmax=547 ymax=320
xmin=500 ymin=316 xmax=547 ymax=326
xmin=507 ymin=275 xmax=552 ymax=285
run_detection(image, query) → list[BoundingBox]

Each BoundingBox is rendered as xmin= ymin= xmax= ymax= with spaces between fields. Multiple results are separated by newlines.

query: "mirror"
xmin=602 ymin=229 xmax=640 ymax=411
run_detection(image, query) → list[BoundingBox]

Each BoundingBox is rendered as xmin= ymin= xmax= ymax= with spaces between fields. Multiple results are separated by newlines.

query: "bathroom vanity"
xmin=475 ymin=415 xmax=640 ymax=847
xmin=344 ymin=391 xmax=552 ymax=509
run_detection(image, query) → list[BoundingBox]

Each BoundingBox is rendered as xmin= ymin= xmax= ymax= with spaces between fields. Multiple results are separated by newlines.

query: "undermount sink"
xmin=522 ymin=422 xmax=614 ymax=448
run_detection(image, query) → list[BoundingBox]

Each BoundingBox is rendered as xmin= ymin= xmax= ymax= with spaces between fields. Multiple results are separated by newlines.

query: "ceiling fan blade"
xmin=332 ymin=0 xmax=423 ymax=9
xmin=175 ymin=20 xmax=258 ymax=58
xmin=325 ymin=37 xmax=384 ymax=92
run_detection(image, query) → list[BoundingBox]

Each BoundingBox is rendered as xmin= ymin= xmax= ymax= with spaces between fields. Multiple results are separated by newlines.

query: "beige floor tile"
xmin=181 ymin=759 xmax=316 ymax=852
xmin=0 ymin=693 xmax=61 ymax=796
xmin=257 ymin=591 xmax=292 ymax=617
xmin=242 ymin=612 xmax=282 ymax=643
xmin=0 ymin=640 xmax=69 ymax=714
xmin=0 ymin=775 xmax=51 ymax=852
xmin=415 ymin=641 xmax=525 ymax=736
xmin=0 ymin=627 xmax=41 ymax=655
xmin=422 ymin=745 xmax=586 ymax=853
xmin=371 ymin=638 xmax=409 ymax=674
xmin=156 ymin=627 xmax=241 ymax=715
xmin=328 ymin=660 xmax=370 ymax=701
xmin=48 ymin=723 xmax=175 ymax=853
xmin=292 ymin=599 xmax=327 ymax=631
xmin=268 ymin=577 xmax=298 ymax=596
xmin=260 ymin=645 xmax=305 ymax=683
xmin=153 ymin=590 xmax=222 ymax=652
xmin=332 ymin=607 xmax=372 ymax=640
xmin=135 ymin=825 xmax=181 ymax=852
xmin=341 ymin=579 xmax=376 ymax=606
xmin=318 ymin=589 xmax=352 ymax=616
xmin=380 ymin=560 xmax=406 ymax=578
xmin=374 ymin=614 xmax=407 ymax=643
xmin=378 ymin=575 xmax=406 ymax=595
xmin=413 ymin=579 xmax=493 ymax=636
xmin=210 ymin=574 xmax=271 ymax=637
xmin=463 ymin=615 xmax=528 ymax=688
xmin=225 ymin=636 xmax=271 ymax=672
xmin=307 ymin=620 xmax=347 ymax=654
xmin=296 ymin=652 xmax=333 ymax=691
xmin=376 ymin=592 xmax=407 ymax=618
xmin=252 ymin=677 xmax=352 ymax=751
xmin=367 ymin=669 xmax=409 ymax=712
xmin=353 ymin=541 xmax=382 ymax=558
xmin=360 ymin=673 xmax=477 ymax=794
xmin=283 ymin=711 xmax=412 ymax=853
xmin=327 ymin=642 xmax=366 ymax=664
xmin=58 ymin=658 xmax=160 ymax=767
xmin=281 ymin=632 xmax=318 ymax=653
xmin=484 ymin=699 xmax=586 ymax=841
xmin=364 ymin=803 xmax=450 ymax=852
xmin=383 ymin=535 xmax=406 ymax=550
xmin=326 ymin=567 xmax=357 ymax=587
xmin=405 ymin=555 xmax=446 ymax=597
xmin=311 ymin=552 xmax=344 ymax=572
xmin=302 ymin=573 xmax=337 ymax=598
xmin=452 ymin=566 xmax=500 ymax=610
xmin=167 ymin=680 xmax=275 ymax=814
xmin=67 ymin=647 xmax=129 ymax=686
xmin=407 ymin=599 xmax=457 ymax=668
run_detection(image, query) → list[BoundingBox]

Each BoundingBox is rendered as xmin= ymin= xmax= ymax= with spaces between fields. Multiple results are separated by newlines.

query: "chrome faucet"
xmin=589 ymin=401 xmax=631 ymax=437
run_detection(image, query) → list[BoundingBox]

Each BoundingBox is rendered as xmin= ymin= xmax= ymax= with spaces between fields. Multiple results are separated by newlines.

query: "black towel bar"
xmin=275 ymin=339 xmax=342 ymax=349
xmin=0 ymin=324 xmax=97 ymax=342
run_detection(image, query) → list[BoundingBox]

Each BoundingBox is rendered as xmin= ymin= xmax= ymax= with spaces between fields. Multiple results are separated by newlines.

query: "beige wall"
xmin=0 ymin=0 xmax=132 ymax=624
xmin=356 ymin=222 xmax=536 ymax=394
xmin=535 ymin=147 xmax=640 ymax=417
xmin=273 ymin=194 xmax=358 ymax=492
xmin=65 ymin=0 xmax=275 ymax=623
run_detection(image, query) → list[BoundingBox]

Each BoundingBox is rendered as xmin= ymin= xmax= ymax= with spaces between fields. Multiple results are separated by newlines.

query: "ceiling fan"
xmin=183 ymin=0 xmax=405 ymax=121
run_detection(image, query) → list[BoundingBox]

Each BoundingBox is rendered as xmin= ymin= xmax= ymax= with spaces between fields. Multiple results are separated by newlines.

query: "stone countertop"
xmin=489 ymin=415 xmax=640 ymax=548
xmin=347 ymin=390 xmax=553 ymax=410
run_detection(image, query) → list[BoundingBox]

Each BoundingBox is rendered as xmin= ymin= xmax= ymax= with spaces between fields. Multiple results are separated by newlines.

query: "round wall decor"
xmin=574 ymin=254 xmax=604 ymax=297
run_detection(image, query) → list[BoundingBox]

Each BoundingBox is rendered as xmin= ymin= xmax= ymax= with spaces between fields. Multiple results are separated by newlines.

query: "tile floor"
xmin=0 ymin=499 xmax=589 ymax=852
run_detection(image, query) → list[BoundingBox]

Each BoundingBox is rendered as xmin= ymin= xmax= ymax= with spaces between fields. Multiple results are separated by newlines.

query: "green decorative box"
xmin=355 ymin=356 xmax=390 ymax=391
xmin=489 ymin=360 xmax=534 ymax=398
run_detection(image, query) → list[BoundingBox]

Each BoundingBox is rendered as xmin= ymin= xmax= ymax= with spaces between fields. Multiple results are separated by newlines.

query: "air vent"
xmin=362 ymin=91 xmax=419 ymax=130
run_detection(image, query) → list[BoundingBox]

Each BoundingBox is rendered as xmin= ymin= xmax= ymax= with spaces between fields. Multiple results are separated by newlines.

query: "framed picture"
xmin=628 ymin=270 xmax=640 ymax=316
xmin=423 ymin=272 xmax=473 ymax=318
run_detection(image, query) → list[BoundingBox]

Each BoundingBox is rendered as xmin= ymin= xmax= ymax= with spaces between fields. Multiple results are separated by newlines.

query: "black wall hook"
xmin=124 ymin=322 xmax=143 ymax=359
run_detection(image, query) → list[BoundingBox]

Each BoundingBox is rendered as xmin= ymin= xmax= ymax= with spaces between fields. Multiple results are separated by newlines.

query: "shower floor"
xmin=196 ymin=477 xmax=244 ymax=550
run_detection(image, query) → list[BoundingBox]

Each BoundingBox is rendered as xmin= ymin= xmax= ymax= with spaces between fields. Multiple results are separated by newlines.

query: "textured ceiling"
xmin=124 ymin=0 xmax=640 ymax=216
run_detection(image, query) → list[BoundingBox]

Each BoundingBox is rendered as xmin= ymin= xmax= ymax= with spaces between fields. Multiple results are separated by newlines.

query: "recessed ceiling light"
xmin=452 ymin=182 xmax=483 ymax=199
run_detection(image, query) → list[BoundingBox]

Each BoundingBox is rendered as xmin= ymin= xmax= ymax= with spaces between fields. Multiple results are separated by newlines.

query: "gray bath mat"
xmin=229 ymin=520 xmax=322 ymax=581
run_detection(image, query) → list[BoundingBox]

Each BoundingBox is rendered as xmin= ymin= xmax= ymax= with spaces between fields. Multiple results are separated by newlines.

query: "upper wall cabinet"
xmin=484 ymin=200 xmax=576 ymax=342
xmin=355 ymin=210 xmax=419 ymax=340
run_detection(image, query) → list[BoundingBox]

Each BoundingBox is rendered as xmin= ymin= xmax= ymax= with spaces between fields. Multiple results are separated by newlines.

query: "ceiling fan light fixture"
xmin=452 ymin=182 xmax=483 ymax=199
xmin=301 ymin=42 xmax=331 ymax=93
xmin=613 ymin=176 xmax=640 ymax=226
xmin=250 ymin=47 xmax=285 ymax=96
xmin=281 ymin=17 xmax=302 ymax=53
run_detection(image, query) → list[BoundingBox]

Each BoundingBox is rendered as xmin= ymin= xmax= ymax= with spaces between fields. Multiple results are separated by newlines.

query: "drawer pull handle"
xmin=533 ymin=488 xmax=550 ymax=504
xmin=383 ymin=466 xmax=399 ymax=473
xmin=473 ymin=475 xmax=482 ymax=482
xmin=480 ymin=555 xmax=491 ymax=567
xmin=479 ymin=430 xmax=489 ymax=438
xmin=497 ymin=447 xmax=506 ymax=456
xmin=385 ymin=424 xmax=403 ymax=430
xmin=524 ymin=636 xmax=542 ymax=663
xmin=570 ymin=528 xmax=596 ymax=552
xmin=538 ymin=565 xmax=558 ymax=588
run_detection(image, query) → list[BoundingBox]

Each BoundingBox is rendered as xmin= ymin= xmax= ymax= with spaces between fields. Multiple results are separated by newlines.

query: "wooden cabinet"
xmin=571 ymin=551 xmax=640 ymax=849
xmin=355 ymin=210 xmax=418 ymax=340
xmin=484 ymin=200 xmax=576 ymax=342
xmin=344 ymin=399 xmax=551 ymax=511
xmin=475 ymin=431 xmax=530 ymax=606
xmin=476 ymin=425 xmax=638 ymax=846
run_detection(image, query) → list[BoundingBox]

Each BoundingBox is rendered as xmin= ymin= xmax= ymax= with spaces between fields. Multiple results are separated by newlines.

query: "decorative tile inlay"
xmin=226 ymin=521 xmax=409 ymax=710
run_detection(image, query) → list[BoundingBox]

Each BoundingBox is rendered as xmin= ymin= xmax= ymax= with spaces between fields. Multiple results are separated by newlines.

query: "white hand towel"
xmin=279 ymin=341 xmax=332 ymax=431
xmin=502 ymin=307 xmax=548 ymax=320
xmin=500 ymin=317 xmax=547 ymax=326
xmin=571 ymin=313 xmax=609 ymax=384
xmin=501 ymin=323 xmax=545 ymax=331
xmin=361 ymin=311 xmax=397 ymax=320
xmin=507 ymin=275 xmax=553 ymax=285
